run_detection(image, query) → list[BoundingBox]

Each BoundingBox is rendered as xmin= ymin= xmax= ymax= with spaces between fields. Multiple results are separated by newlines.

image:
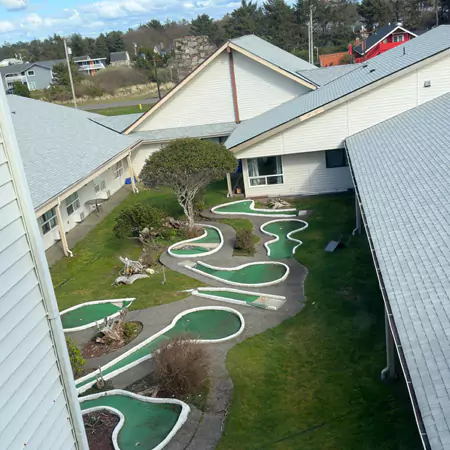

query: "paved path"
xmin=72 ymin=210 xmax=309 ymax=449
xmin=79 ymin=96 xmax=160 ymax=111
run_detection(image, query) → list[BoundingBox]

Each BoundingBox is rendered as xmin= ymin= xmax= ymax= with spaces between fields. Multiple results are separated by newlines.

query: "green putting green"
xmin=262 ymin=220 xmax=306 ymax=259
xmin=61 ymin=300 xmax=133 ymax=329
xmin=213 ymin=200 xmax=296 ymax=216
xmin=171 ymin=227 xmax=221 ymax=255
xmin=198 ymin=289 xmax=260 ymax=303
xmin=193 ymin=262 xmax=287 ymax=285
xmin=81 ymin=394 xmax=181 ymax=449
xmin=76 ymin=309 xmax=242 ymax=390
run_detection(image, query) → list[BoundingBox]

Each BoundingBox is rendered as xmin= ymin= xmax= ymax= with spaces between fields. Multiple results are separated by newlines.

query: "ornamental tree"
xmin=141 ymin=138 xmax=238 ymax=230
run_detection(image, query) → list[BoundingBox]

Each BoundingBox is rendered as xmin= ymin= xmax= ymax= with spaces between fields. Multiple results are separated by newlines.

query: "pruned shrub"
xmin=66 ymin=338 xmax=86 ymax=377
xmin=113 ymin=204 xmax=165 ymax=238
xmin=153 ymin=335 xmax=209 ymax=397
xmin=235 ymin=228 xmax=254 ymax=253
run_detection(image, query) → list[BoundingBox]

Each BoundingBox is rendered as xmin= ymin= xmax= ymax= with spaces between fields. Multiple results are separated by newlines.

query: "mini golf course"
xmin=212 ymin=200 xmax=298 ymax=217
xmin=60 ymin=299 xmax=134 ymax=332
xmin=261 ymin=219 xmax=309 ymax=259
xmin=80 ymin=390 xmax=190 ymax=450
xmin=186 ymin=261 xmax=289 ymax=287
xmin=168 ymin=224 xmax=223 ymax=258
xmin=193 ymin=287 xmax=286 ymax=310
xmin=76 ymin=306 xmax=244 ymax=393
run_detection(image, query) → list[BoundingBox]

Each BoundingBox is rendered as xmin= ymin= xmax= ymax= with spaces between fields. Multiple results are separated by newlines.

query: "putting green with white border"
xmin=212 ymin=200 xmax=297 ymax=217
xmin=169 ymin=226 xmax=222 ymax=256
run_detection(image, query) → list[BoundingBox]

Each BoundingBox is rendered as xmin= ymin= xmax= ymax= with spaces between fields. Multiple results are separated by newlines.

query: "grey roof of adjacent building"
xmin=226 ymin=25 xmax=450 ymax=150
xmin=7 ymin=95 xmax=139 ymax=210
xmin=297 ymin=64 xmax=361 ymax=87
xmin=135 ymin=121 xmax=238 ymax=143
xmin=35 ymin=59 xmax=65 ymax=69
xmin=346 ymin=93 xmax=450 ymax=450
xmin=73 ymin=55 xmax=90 ymax=61
xmin=90 ymin=113 xmax=144 ymax=133
xmin=230 ymin=35 xmax=317 ymax=78
xmin=110 ymin=51 xmax=129 ymax=62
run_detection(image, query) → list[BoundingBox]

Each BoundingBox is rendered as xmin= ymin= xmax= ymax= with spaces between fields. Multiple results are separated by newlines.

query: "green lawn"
xmin=51 ymin=181 xmax=229 ymax=312
xmin=217 ymin=194 xmax=421 ymax=450
xmin=95 ymin=104 xmax=152 ymax=116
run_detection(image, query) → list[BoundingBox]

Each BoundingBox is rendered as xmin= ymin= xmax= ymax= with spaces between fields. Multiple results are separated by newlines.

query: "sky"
xmin=0 ymin=0 xmax=244 ymax=43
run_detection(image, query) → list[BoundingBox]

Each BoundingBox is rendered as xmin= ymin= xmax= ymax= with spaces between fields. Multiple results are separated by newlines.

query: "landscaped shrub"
xmin=122 ymin=322 xmax=139 ymax=340
xmin=66 ymin=338 xmax=86 ymax=377
xmin=153 ymin=335 xmax=209 ymax=397
xmin=235 ymin=228 xmax=254 ymax=253
xmin=113 ymin=204 xmax=165 ymax=238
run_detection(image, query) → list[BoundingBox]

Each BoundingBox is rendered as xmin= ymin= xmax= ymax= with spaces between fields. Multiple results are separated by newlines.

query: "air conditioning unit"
xmin=52 ymin=229 xmax=61 ymax=241
xmin=74 ymin=211 xmax=85 ymax=223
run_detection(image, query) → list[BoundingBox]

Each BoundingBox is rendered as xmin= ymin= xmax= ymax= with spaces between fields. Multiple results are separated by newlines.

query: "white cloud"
xmin=1 ymin=0 xmax=27 ymax=11
xmin=0 ymin=20 xmax=14 ymax=33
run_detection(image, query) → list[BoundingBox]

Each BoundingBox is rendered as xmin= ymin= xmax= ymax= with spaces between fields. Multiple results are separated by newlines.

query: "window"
xmin=247 ymin=156 xmax=283 ymax=186
xmin=5 ymin=73 xmax=19 ymax=78
xmin=114 ymin=161 xmax=124 ymax=179
xmin=28 ymin=82 xmax=36 ymax=90
xmin=27 ymin=70 xmax=35 ymax=76
xmin=94 ymin=179 xmax=106 ymax=193
xmin=325 ymin=149 xmax=348 ymax=168
xmin=38 ymin=208 xmax=57 ymax=235
xmin=393 ymin=34 xmax=404 ymax=43
xmin=66 ymin=192 xmax=80 ymax=216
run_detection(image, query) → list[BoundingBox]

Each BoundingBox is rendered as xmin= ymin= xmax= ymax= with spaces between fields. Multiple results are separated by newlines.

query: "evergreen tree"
xmin=12 ymin=81 xmax=30 ymax=98
xmin=94 ymin=33 xmax=109 ymax=58
xmin=225 ymin=0 xmax=265 ymax=38
xmin=106 ymin=31 xmax=125 ymax=52
xmin=190 ymin=14 xmax=220 ymax=44
xmin=263 ymin=0 xmax=297 ymax=50
xmin=69 ymin=33 xmax=87 ymax=56
xmin=52 ymin=61 xmax=82 ymax=86
xmin=357 ymin=0 xmax=394 ymax=31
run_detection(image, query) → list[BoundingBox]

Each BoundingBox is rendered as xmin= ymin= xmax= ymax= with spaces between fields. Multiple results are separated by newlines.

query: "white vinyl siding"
xmin=237 ymin=53 xmax=450 ymax=161
xmin=136 ymin=52 xmax=235 ymax=131
xmin=131 ymin=143 xmax=161 ymax=175
xmin=242 ymin=152 xmax=353 ymax=197
xmin=233 ymin=51 xmax=311 ymax=120
xmin=0 ymin=143 xmax=77 ymax=449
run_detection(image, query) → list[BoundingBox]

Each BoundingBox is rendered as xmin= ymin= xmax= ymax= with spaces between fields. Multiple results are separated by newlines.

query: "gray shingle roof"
xmin=346 ymin=93 xmax=450 ymax=450
xmin=90 ymin=113 xmax=144 ymax=133
xmin=297 ymin=64 xmax=361 ymax=87
xmin=110 ymin=51 xmax=129 ymax=62
xmin=226 ymin=25 xmax=450 ymax=150
xmin=135 ymin=122 xmax=238 ymax=143
xmin=230 ymin=35 xmax=317 ymax=77
xmin=7 ymin=96 xmax=139 ymax=209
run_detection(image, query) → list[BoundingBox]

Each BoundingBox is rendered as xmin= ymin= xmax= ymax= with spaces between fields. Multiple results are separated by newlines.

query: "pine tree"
xmin=263 ymin=0 xmax=297 ymax=50
xmin=225 ymin=0 xmax=265 ymax=38
xmin=190 ymin=14 xmax=220 ymax=44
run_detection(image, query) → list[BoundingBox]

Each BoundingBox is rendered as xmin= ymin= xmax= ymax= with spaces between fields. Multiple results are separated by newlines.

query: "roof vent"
xmin=403 ymin=47 xmax=406 ymax=55
xmin=369 ymin=69 xmax=375 ymax=73
xmin=362 ymin=63 xmax=368 ymax=68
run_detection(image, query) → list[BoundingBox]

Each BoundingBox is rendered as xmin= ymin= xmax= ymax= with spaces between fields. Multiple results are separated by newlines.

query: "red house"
xmin=351 ymin=23 xmax=417 ymax=63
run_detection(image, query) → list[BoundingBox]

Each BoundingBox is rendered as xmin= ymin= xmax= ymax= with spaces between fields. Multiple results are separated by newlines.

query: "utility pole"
xmin=309 ymin=5 xmax=314 ymax=65
xmin=435 ymin=0 xmax=439 ymax=26
xmin=152 ymin=55 xmax=162 ymax=100
xmin=63 ymin=38 xmax=77 ymax=109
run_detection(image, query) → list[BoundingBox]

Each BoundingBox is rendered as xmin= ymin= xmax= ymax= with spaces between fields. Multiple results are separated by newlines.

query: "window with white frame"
xmin=325 ymin=149 xmax=348 ymax=168
xmin=393 ymin=34 xmax=404 ymax=43
xmin=66 ymin=192 xmax=81 ymax=216
xmin=27 ymin=70 xmax=35 ymax=76
xmin=28 ymin=82 xmax=36 ymax=90
xmin=38 ymin=208 xmax=57 ymax=235
xmin=94 ymin=179 xmax=106 ymax=193
xmin=113 ymin=160 xmax=124 ymax=179
xmin=247 ymin=156 xmax=283 ymax=186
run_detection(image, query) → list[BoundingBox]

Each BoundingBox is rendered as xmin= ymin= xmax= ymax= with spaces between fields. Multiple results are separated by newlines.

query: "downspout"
xmin=344 ymin=143 xmax=431 ymax=450
xmin=57 ymin=197 xmax=73 ymax=258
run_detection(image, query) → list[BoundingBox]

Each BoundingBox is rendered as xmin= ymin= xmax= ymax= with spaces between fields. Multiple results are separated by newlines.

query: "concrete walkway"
xmin=46 ymin=186 xmax=132 ymax=266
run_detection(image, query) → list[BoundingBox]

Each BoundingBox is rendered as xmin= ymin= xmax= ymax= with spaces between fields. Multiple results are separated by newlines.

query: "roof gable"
xmin=226 ymin=25 xmax=450 ymax=151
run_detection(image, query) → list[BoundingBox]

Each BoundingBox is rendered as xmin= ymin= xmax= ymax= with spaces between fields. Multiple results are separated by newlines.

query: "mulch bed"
xmin=82 ymin=321 xmax=143 ymax=359
xmin=83 ymin=411 xmax=119 ymax=450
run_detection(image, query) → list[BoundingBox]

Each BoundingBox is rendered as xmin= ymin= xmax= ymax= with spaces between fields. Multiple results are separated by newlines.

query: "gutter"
xmin=344 ymin=143 xmax=431 ymax=450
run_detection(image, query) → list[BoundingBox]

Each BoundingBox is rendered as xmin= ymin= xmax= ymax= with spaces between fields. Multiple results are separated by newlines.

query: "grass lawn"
xmin=217 ymin=193 xmax=421 ymax=450
xmin=51 ymin=181 xmax=229 ymax=312
xmin=95 ymin=104 xmax=152 ymax=116
xmin=218 ymin=218 xmax=260 ymax=256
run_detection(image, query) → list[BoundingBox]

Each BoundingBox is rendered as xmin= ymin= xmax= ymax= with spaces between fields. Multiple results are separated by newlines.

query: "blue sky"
xmin=0 ymin=0 xmax=244 ymax=42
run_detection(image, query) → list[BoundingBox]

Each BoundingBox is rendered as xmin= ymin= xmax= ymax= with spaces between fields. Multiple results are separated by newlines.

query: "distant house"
xmin=153 ymin=43 xmax=166 ymax=56
xmin=0 ymin=57 xmax=23 ymax=66
xmin=351 ymin=23 xmax=417 ymax=62
xmin=319 ymin=52 xmax=349 ymax=67
xmin=0 ymin=59 xmax=65 ymax=91
xmin=73 ymin=55 xmax=107 ymax=75
xmin=110 ymin=51 xmax=131 ymax=67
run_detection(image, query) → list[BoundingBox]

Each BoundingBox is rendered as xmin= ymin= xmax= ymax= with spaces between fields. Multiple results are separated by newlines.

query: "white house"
xmin=0 ymin=86 xmax=88 ymax=448
xmin=119 ymin=27 xmax=450 ymax=200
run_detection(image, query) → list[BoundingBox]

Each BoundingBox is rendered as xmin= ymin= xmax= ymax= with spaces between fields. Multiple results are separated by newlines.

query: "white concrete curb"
xmin=187 ymin=260 xmax=290 ymax=288
xmin=193 ymin=287 xmax=286 ymax=311
xmin=260 ymin=219 xmax=309 ymax=257
xmin=75 ymin=306 xmax=245 ymax=394
xmin=60 ymin=298 xmax=135 ymax=332
xmin=211 ymin=199 xmax=298 ymax=217
xmin=167 ymin=224 xmax=224 ymax=259
xmin=80 ymin=389 xmax=190 ymax=450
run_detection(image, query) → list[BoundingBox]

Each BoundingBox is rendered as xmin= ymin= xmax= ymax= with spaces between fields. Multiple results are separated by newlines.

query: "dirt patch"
xmin=83 ymin=411 xmax=119 ymax=450
xmin=82 ymin=321 xmax=143 ymax=359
